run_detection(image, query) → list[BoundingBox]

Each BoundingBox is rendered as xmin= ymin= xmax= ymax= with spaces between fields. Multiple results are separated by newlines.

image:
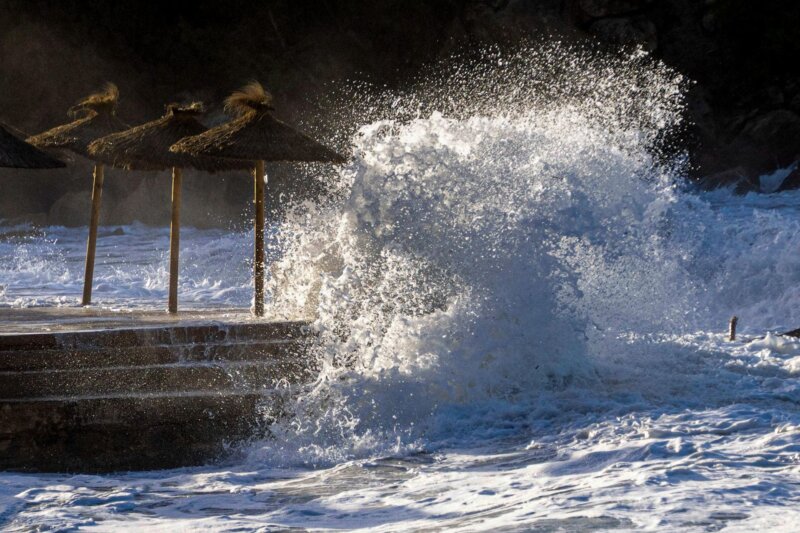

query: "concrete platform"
xmin=0 ymin=306 xmax=297 ymax=334
xmin=0 ymin=307 xmax=314 ymax=472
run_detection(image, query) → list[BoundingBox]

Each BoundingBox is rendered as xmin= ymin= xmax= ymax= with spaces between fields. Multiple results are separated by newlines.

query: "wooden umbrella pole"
xmin=168 ymin=167 xmax=183 ymax=313
xmin=81 ymin=163 xmax=105 ymax=306
xmin=254 ymin=160 xmax=266 ymax=317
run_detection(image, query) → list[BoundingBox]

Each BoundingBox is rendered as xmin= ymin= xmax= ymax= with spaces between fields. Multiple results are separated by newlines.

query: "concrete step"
xmin=0 ymin=392 xmax=284 ymax=472
xmin=0 ymin=310 xmax=314 ymax=472
xmin=0 ymin=360 xmax=314 ymax=399
xmin=0 ymin=339 xmax=308 ymax=372
xmin=0 ymin=321 xmax=310 ymax=351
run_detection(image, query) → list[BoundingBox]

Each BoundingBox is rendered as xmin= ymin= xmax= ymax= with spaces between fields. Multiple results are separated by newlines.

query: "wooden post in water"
xmin=82 ymin=163 xmax=105 ymax=306
xmin=729 ymin=316 xmax=738 ymax=341
xmin=253 ymin=160 xmax=266 ymax=317
xmin=168 ymin=167 xmax=183 ymax=313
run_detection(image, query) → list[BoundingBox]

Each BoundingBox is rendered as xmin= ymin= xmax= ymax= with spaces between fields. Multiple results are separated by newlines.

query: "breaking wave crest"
xmin=255 ymin=44 xmax=706 ymax=464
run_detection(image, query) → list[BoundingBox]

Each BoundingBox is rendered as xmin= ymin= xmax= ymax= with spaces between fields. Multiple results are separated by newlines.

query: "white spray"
xmin=256 ymin=44 xmax=701 ymax=465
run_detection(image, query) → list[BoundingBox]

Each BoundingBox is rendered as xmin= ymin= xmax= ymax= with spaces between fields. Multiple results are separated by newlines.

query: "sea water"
xmin=1 ymin=45 xmax=799 ymax=531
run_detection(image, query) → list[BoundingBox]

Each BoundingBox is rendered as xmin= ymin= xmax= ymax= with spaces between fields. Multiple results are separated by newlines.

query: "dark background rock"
xmin=576 ymin=0 xmax=649 ymax=19
xmin=1 ymin=0 xmax=799 ymax=227
xmin=725 ymin=110 xmax=800 ymax=181
xmin=589 ymin=16 xmax=658 ymax=51
xmin=776 ymin=165 xmax=800 ymax=192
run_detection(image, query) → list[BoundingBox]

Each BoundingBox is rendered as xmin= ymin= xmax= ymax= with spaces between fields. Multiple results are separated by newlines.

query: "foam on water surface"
xmin=0 ymin=224 xmax=258 ymax=309
xmin=1 ymin=44 xmax=799 ymax=531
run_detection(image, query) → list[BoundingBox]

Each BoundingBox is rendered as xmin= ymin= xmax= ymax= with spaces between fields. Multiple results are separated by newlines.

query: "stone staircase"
xmin=0 ymin=320 xmax=313 ymax=472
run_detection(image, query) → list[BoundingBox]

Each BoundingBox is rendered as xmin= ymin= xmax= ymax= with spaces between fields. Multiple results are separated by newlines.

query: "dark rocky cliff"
xmin=1 ymin=0 xmax=798 ymax=227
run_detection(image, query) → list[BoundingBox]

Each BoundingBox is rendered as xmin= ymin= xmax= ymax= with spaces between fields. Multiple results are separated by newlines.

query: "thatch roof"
xmin=170 ymin=82 xmax=346 ymax=163
xmin=27 ymin=83 xmax=128 ymax=159
xmin=87 ymin=103 xmax=253 ymax=172
xmin=0 ymin=123 xmax=65 ymax=169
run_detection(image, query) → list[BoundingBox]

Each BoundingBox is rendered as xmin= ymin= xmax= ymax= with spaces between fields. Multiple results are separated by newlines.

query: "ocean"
xmin=1 ymin=45 xmax=799 ymax=531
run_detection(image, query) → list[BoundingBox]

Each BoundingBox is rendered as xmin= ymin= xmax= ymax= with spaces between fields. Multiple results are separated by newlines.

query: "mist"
xmin=1 ymin=0 xmax=798 ymax=227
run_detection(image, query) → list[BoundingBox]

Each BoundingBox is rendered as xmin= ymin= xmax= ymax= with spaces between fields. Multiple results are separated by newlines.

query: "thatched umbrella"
xmin=27 ymin=83 xmax=128 ymax=305
xmin=0 ymin=123 xmax=65 ymax=169
xmin=88 ymin=103 xmax=251 ymax=313
xmin=171 ymin=82 xmax=345 ymax=316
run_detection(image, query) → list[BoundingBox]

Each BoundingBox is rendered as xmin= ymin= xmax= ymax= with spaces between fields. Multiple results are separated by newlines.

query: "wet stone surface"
xmin=0 ymin=307 xmax=312 ymax=473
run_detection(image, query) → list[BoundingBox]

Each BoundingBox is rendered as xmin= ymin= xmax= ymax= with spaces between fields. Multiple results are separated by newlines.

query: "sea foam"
xmin=2 ymin=44 xmax=799 ymax=531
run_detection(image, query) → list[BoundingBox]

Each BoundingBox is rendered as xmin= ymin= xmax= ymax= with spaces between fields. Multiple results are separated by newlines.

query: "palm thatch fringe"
xmin=165 ymin=101 xmax=205 ymax=116
xmin=0 ymin=123 xmax=65 ymax=169
xmin=27 ymin=83 xmax=128 ymax=158
xmin=223 ymin=81 xmax=274 ymax=117
xmin=88 ymin=102 xmax=252 ymax=172
xmin=171 ymin=82 xmax=345 ymax=163
xmin=69 ymin=83 xmax=120 ymax=117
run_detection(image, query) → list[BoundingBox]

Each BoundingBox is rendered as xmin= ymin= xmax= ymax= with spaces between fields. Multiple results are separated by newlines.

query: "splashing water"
xmin=258 ymin=44 xmax=697 ymax=463
xmin=2 ymin=44 xmax=800 ymax=530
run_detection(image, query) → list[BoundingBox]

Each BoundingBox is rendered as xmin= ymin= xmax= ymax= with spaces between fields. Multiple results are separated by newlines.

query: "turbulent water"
xmin=2 ymin=45 xmax=800 ymax=531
